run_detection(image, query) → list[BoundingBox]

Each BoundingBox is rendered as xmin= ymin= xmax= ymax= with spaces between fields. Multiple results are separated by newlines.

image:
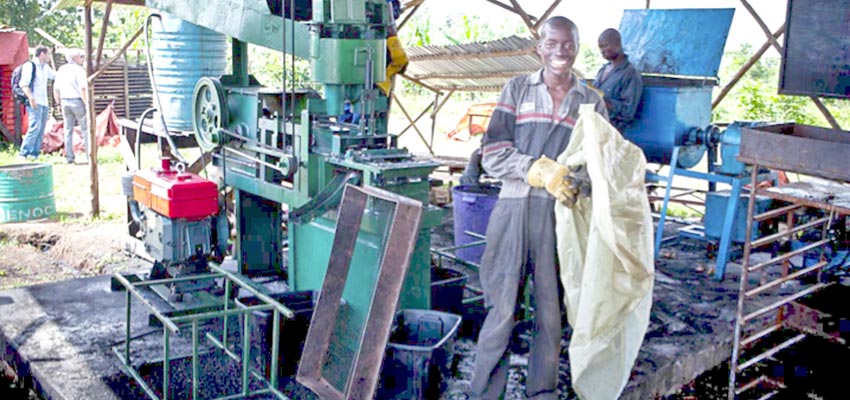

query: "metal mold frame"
xmin=296 ymin=184 xmax=423 ymax=400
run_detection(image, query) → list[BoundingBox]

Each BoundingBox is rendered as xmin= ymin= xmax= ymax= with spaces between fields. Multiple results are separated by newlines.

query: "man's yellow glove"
xmin=527 ymin=156 xmax=590 ymax=208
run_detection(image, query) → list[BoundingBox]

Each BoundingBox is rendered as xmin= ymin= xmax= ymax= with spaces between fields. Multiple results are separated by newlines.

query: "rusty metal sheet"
xmin=761 ymin=180 xmax=850 ymax=215
xmin=297 ymin=184 xmax=423 ymax=400
xmin=779 ymin=0 xmax=850 ymax=99
xmin=619 ymin=8 xmax=734 ymax=78
xmin=739 ymin=123 xmax=850 ymax=183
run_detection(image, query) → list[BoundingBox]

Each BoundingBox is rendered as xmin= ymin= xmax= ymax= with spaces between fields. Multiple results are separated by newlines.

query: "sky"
xmin=420 ymin=0 xmax=787 ymax=50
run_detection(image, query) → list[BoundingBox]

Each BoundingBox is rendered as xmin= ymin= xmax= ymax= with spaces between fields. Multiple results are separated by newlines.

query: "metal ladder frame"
xmin=728 ymin=165 xmax=845 ymax=399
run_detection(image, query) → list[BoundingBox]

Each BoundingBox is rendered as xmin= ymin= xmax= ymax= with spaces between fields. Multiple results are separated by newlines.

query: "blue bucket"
xmin=451 ymin=185 xmax=499 ymax=264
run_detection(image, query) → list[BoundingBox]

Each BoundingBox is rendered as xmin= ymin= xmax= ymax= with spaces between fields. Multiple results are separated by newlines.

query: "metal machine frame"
xmin=113 ymin=263 xmax=295 ymax=400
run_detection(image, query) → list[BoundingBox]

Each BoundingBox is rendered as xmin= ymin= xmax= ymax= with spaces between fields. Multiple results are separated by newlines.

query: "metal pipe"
xmin=464 ymin=230 xmax=486 ymax=240
xmin=210 ymin=264 xmax=295 ymax=318
xmin=430 ymin=248 xmax=481 ymax=270
xmin=742 ymin=283 xmax=829 ymax=323
xmin=136 ymin=108 xmax=155 ymax=170
xmin=241 ymin=309 xmax=250 ymax=396
xmin=192 ymin=320 xmax=199 ymax=400
xmin=112 ymin=347 xmax=162 ymax=400
xmin=145 ymin=13 xmax=169 ymax=137
xmin=124 ymin=289 xmax=132 ymax=364
xmin=163 ymin=326 xmax=170 ymax=400
xmin=205 ymin=332 xmax=240 ymax=362
xmin=745 ymin=260 xmax=827 ymax=298
xmin=747 ymin=239 xmax=830 ymax=272
xmin=753 ymin=203 xmax=802 ymax=222
xmin=735 ymin=333 xmax=806 ymax=372
xmin=131 ymin=273 xmax=222 ymax=287
xmin=220 ymin=128 xmax=292 ymax=156
xmin=751 ymin=217 xmax=829 ymax=248
xmin=223 ymin=146 xmax=292 ymax=176
xmin=739 ymin=323 xmax=781 ymax=348
xmin=223 ymin=278 xmax=231 ymax=348
xmin=112 ymin=273 xmax=180 ymax=333
xmin=735 ymin=376 xmax=780 ymax=395
xmin=270 ymin=310 xmax=280 ymax=390
xmin=171 ymin=304 xmax=276 ymax=323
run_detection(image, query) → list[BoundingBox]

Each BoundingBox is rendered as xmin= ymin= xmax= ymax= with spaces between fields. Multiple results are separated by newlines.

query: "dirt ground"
xmin=0 ymin=220 xmax=147 ymax=291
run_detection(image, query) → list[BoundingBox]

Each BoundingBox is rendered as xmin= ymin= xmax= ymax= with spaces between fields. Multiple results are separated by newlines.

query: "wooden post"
xmin=810 ymin=97 xmax=842 ymax=130
xmin=429 ymin=89 xmax=456 ymax=148
xmin=397 ymin=100 xmax=434 ymax=137
xmin=712 ymin=25 xmax=785 ymax=109
xmin=483 ymin=0 xmax=538 ymax=23
xmin=532 ymin=0 xmax=562 ymax=31
xmin=509 ymin=0 xmax=539 ymax=39
xmin=88 ymin=26 xmax=144 ymax=83
xmin=85 ymin=4 xmax=100 ymax=218
xmin=740 ymin=0 xmax=783 ymax=53
xmin=399 ymin=73 xmax=441 ymax=93
xmin=397 ymin=4 xmax=421 ymax=31
xmin=95 ymin=0 xmax=114 ymax=68
xmin=123 ymin=54 xmax=130 ymax=119
xmin=391 ymin=93 xmax=435 ymax=154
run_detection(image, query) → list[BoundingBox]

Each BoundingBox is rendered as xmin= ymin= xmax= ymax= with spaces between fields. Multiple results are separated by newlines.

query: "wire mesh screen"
xmin=297 ymin=184 xmax=423 ymax=400
xmin=322 ymin=196 xmax=396 ymax=391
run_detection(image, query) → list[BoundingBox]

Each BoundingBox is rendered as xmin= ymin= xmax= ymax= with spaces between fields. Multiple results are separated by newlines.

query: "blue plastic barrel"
xmin=451 ymin=185 xmax=499 ymax=264
xmin=151 ymin=14 xmax=228 ymax=132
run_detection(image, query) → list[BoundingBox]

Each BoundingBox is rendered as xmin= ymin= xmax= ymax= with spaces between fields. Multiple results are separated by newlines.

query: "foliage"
xmin=737 ymin=83 xmax=818 ymax=124
xmin=400 ymin=12 xmax=527 ymax=48
xmin=91 ymin=7 xmax=148 ymax=51
xmin=397 ymin=10 xmax=527 ymax=100
xmin=248 ymin=45 xmax=311 ymax=88
xmin=714 ymin=43 xmax=850 ymax=128
xmin=0 ymin=144 xmax=127 ymax=222
xmin=575 ymin=43 xmax=604 ymax=79
xmin=0 ymin=0 xmax=82 ymax=48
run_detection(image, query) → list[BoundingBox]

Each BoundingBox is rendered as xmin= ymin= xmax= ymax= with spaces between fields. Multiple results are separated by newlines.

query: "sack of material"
xmin=555 ymin=104 xmax=654 ymax=400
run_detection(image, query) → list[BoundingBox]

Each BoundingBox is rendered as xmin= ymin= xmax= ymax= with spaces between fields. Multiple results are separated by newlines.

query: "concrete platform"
xmin=0 ymin=214 xmax=791 ymax=400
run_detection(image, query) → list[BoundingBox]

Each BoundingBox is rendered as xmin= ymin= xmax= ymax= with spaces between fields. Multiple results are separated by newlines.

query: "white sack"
xmin=556 ymin=104 xmax=655 ymax=400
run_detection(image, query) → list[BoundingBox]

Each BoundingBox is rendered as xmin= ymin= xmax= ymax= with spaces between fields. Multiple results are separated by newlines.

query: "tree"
xmin=0 ymin=0 xmax=82 ymax=48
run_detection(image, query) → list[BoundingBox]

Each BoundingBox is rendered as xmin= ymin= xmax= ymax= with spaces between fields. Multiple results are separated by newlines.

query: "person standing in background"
xmin=54 ymin=49 xmax=89 ymax=164
xmin=594 ymin=28 xmax=642 ymax=132
xmin=18 ymin=45 xmax=55 ymax=160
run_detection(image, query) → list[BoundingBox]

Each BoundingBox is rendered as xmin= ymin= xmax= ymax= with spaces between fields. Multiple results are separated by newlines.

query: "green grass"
xmin=665 ymin=204 xmax=703 ymax=219
xmin=0 ymin=143 xmax=130 ymax=223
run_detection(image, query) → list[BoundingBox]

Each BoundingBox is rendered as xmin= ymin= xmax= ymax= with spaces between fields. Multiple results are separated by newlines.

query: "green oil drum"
xmin=0 ymin=163 xmax=56 ymax=223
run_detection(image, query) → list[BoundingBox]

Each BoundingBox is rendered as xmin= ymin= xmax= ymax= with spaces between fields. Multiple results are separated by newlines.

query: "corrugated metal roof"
xmin=405 ymin=35 xmax=541 ymax=92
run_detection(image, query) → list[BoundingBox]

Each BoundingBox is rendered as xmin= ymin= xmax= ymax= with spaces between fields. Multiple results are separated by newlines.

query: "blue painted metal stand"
xmin=650 ymin=147 xmax=767 ymax=281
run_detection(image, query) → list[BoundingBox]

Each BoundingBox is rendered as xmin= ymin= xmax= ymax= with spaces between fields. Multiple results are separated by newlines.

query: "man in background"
xmin=18 ymin=45 xmax=55 ymax=160
xmin=594 ymin=28 xmax=642 ymax=132
xmin=54 ymin=49 xmax=89 ymax=164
